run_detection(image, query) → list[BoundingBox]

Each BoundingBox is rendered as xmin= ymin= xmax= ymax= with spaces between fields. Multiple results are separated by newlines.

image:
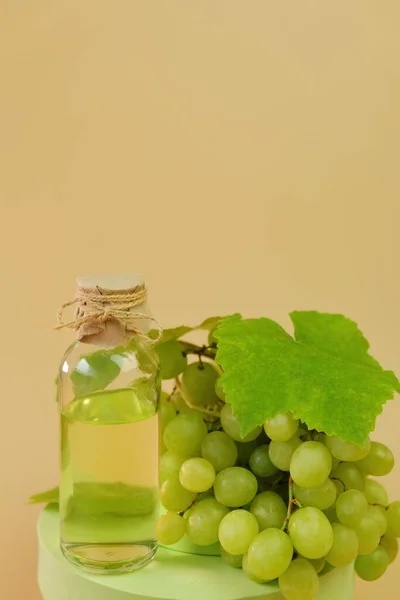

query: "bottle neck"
xmin=74 ymin=274 xmax=154 ymax=347
xmin=80 ymin=300 xmax=154 ymax=348
xmin=56 ymin=273 xmax=158 ymax=348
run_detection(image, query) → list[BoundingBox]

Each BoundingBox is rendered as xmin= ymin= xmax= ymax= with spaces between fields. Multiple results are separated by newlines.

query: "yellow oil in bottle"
xmin=60 ymin=387 xmax=159 ymax=573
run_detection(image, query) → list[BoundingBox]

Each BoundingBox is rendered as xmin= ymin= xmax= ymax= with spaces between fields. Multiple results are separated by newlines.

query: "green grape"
xmin=159 ymin=451 xmax=188 ymax=483
xmin=333 ymin=479 xmax=345 ymax=496
xmin=250 ymin=491 xmax=287 ymax=531
xmin=253 ymin=480 xmax=268 ymax=496
xmin=183 ymin=505 xmax=194 ymax=520
xmin=324 ymin=435 xmax=370 ymax=462
xmin=335 ymin=489 xmax=368 ymax=528
xmin=242 ymin=553 xmax=267 ymax=583
xmin=250 ymin=490 xmax=287 ymax=530
xmin=215 ymin=379 xmax=225 ymax=401
xmin=179 ymin=458 xmax=216 ymax=493
xmin=201 ymin=431 xmax=237 ymax=472
xmin=356 ymin=441 xmax=395 ymax=477
xmin=220 ymin=404 xmax=262 ymax=443
xmin=323 ymin=504 xmax=338 ymax=524
xmin=178 ymin=404 xmax=205 ymax=417
xmin=325 ymin=522 xmax=359 ymax=567
xmin=331 ymin=462 xmax=365 ymax=491
xmin=288 ymin=507 xmax=333 ymax=559
xmin=278 ymin=558 xmax=319 ymax=600
xmin=256 ymin=428 xmax=270 ymax=445
xmin=196 ymin=491 xmax=215 ymax=503
xmin=257 ymin=476 xmax=282 ymax=495
xmin=355 ymin=546 xmax=389 ymax=581
xmin=186 ymin=498 xmax=229 ymax=546
xmin=368 ymin=505 xmax=387 ymax=536
xmin=331 ymin=456 xmax=340 ymax=470
xmin=290 ymin=442 xmax=332 ymax=488
xmin=247 ymin=528 xmax=293 ymax=581
xmin=170 ymin=389 xmax=188 ymax=412
xmin=214 ymin=467 xmax=258 ymax=507
xmin=305 ymin=557 xmax=326 ymax=574
xmin=163 ymin=412 xmax=208 ymax=456
xmin=156 ymin=340 xmax=187 ymax=379
xmin=363 ymin=478 xmax=389 ymax=506
xmin=235 ymin=439 xmax=258 ymax=466
xmin=386 ymin=501 xmax=400 ymax=537
xmin=319 ymin=562 xmax=336 ymax=576
xmin=354 ymin=515 xmax=381 ymax=555
xmin=156 ymin=512 xmax=186 ymax=545
xmin=269 ymin=436 xmax=302 ymax=471
xmin=160 ymin=475 xmax=197 ymax=512
xmin=218 ymin=510 xmax=259 ymax=555
xmin=293 ymin=479 xmax=337 ymax=510
xmin=264 ymin=412 xmax=299 ymax=442
xmin=181 ymin=362 xmax=220 ymax=408
xmin=220 ymin=545 xmax=243 ymax=568
xmin=249 ymin=445 xmax=279 ymax=478
xmin=380 ymin=534 xmax=399 ymax=563
xmin=159 ymin=397 xmax=177 ymax=431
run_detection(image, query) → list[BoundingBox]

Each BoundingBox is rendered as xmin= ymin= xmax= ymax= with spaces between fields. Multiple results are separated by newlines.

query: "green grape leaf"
xmin=215 ymin=313 xmax=400 ymax=445
xmin=291 ymin=311 xmax=382 ymax=370
xmin=28 ymin=487 xmax=59 ymax=505
xmin=197 ymin=316 xmax=231 ymax=330
xmin=159 ymin=326 xmax=193 ymax=343
xmin=70 ymin=350 xmax=121 ymax=397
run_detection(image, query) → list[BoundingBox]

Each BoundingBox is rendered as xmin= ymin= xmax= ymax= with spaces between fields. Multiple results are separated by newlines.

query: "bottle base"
xmin=61 ymin=540 xmax=157 ymax=574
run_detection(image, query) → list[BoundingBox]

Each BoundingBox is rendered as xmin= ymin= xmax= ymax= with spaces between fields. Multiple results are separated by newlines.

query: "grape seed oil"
xmin=60 ymin=389 xmax=159 ymax=572
xmin=57 ymin=274 xmax=161 ymax=574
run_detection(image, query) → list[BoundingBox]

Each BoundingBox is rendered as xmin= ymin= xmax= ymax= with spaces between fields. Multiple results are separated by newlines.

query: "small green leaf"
xmin=28 ymin=487 xmax=59 ymax=505
xmin=160 ymin=326 xmax=193 ymax=343
xmin=68 ymin=339 xmax=157 ymax=400
xmin=197 ymin=316 xmax=231 ymax=330
xmin=70 ymin=350 xmax=121 ymax=397
xmin=215 ymin=313 xmax=400 ymax=445
xmin=156 ymin=339 xmax=187 ymax=379
xmin=159 ymin=315 xmax=237 ymax=344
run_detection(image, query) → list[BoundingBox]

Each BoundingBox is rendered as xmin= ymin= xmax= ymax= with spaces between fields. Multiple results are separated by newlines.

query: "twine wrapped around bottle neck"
xmin=56 ymin=284 xmax=161 ymax=343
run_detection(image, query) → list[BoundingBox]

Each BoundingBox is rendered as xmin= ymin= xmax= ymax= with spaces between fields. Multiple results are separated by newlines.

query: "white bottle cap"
xmin=76 ymin=273 xmax=144 ymax=292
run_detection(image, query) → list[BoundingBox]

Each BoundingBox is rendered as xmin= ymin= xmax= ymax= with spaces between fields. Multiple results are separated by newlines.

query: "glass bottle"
xmin=57 ymin=274 xmax=161 ymax=574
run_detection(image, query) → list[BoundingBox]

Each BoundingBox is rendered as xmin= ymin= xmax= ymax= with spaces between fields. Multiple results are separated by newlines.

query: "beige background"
xmin=1 ymin=1 xmax=400 ymax=598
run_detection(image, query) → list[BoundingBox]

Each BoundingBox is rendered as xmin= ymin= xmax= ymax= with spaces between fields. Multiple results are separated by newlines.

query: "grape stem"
xmin=179 ymin=497 xmax=198 ymax=517
xmin=281 ymin=477 xmax=301 ymax=531
xmin=180 ymin=341 xmax=217 ymax=360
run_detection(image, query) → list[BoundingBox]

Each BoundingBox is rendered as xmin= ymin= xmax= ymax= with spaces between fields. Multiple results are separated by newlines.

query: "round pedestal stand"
xmin=38 ymin=505 xmax=355 ymax=600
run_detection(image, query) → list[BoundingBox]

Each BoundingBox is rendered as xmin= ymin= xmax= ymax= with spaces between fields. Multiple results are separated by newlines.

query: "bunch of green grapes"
xmin=157 ymin=339 xmax=400 ymax=600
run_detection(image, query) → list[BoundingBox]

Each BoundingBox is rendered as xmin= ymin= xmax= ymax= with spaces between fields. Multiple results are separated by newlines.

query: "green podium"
xmin=38 ymin=505 xmax=355 ymax=600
